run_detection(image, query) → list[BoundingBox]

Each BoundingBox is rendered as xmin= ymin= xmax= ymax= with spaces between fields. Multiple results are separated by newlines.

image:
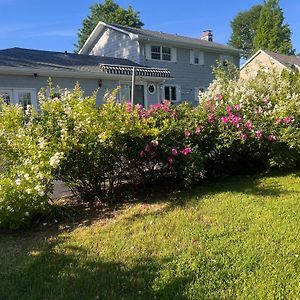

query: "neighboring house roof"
xmin=79 ymin=22 xmax=242 ymax=55
xmin=241 ymin=49 xmax=300 ymax=71
xmin=0 ymin=47 xmax=172 ymax=78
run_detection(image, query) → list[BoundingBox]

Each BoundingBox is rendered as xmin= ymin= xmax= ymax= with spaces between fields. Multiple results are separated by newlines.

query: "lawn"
xmin=1 ymin=171 xmax=300 ymax=300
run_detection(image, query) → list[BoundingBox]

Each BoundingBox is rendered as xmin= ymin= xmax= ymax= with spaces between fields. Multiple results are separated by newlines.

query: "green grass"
xmin=1 ymin=171 xmax=300 ymax=300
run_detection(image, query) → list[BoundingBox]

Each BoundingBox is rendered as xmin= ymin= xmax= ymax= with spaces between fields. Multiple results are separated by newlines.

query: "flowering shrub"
xmin=0 ymin=68 xmax=299 ymax=229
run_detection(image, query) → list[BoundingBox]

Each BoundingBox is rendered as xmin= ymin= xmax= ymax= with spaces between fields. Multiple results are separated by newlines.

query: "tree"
xmin=229 ymin=5 xmax=262 ymax=59
xmin=253 ymin=0 xmax=294 ymax=55
xmin=75 ymin=0 xmax=144 ymax=52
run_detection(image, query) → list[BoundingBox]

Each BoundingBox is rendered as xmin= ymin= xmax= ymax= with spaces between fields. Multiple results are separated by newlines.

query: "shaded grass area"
xmin=1 ymin=171 xmax=300 ymax=299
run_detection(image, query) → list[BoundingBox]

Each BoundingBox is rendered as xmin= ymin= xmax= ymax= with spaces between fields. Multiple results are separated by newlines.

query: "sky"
xmin=0 ymin=0 xmax=299 ymax=54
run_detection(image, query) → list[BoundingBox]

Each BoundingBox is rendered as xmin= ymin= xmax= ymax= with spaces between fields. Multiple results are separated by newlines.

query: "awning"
xmin=99 ymin=64 xmax=172 ymax=78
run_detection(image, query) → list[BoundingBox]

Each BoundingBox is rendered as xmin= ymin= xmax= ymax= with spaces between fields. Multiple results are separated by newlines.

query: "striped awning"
xmin=99 ymin=64 xmax=172 ymax=78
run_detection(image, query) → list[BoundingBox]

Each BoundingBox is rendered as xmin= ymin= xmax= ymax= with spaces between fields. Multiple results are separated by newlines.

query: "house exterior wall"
xmin=0 ymin=74 xmax=118 ymax=106
xmin=90 ymin=28 xmax=140 ymax=63
xmin=0 ymin=74 xmax=161 ymax=107
xmin=141 ymin=43 xmax=240 ymax=103
xmin=240 ymin=51 xmax=286 ymax=78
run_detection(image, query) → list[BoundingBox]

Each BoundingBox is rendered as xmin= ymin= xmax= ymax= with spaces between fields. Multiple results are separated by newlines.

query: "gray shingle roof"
xmin=0 ymin=47 xmax=141 ymax=73
xmin=110 ymin=24 xmax=240 ymax=53
xmin=264 ymin=50 xmax=300 ymax=69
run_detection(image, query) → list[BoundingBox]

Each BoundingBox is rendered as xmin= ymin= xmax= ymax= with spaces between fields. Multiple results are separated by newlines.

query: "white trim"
xmin=240 ymin=49 xmax=288 ymax=71
xmin=147 ymin=44 xmax=177 ymax=63
xmin=0 ymin=66 xmax=171 ymax=82
xmin=79 ymin=21 xmax=139 ymax=54
xmin=162 ymin=84 xmax=181 ymax=103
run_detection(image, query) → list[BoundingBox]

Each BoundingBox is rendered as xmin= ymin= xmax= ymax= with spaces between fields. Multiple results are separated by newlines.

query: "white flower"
xmin=15 ymin=179 xmax=21 ymax=186
xmin=24 ymin=173 xmax=30 ymax=180
xmin=49 ymin=152 xmax=63 ymax=168
xmin=24 ymin=212 xmax=30 ymax=217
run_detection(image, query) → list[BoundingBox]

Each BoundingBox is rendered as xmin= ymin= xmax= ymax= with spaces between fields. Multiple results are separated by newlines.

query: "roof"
xmin=263 ymin=50 xmax=300 ymax=69
xmin=0 ymin=47 xmax=140 ymax=72
xmin=241 ymin=49 xmax=300 ymax=71
xmin=79 ymin=22 xmax=241 ymax=55
xmin=0 ymin=47 xmax=171 ymax=78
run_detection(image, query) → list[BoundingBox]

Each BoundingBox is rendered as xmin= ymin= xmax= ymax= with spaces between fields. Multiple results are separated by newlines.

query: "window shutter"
xmin=199 ymin=52 xmax=204 ymax=65
xmin=171 ymin=48 xmax=177 ymax=62
xmin=190 ymin=50 xmax=194 ymax=64
xmin=145 ymin=44 xmax=151 ymax=60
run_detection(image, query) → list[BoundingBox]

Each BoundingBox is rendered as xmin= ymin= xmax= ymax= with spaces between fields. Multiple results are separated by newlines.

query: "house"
xmin=79 ymin=22 xmax=241 ymax=104
xmin=0 ymin=47 xmax=172 ymax=109
xmin=240 ymin=49 xmax=300 ymax=78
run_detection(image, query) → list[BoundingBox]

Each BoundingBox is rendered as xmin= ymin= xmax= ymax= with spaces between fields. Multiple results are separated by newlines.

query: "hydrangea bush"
xmin=0 ymin=67 xmax=299 ymax=229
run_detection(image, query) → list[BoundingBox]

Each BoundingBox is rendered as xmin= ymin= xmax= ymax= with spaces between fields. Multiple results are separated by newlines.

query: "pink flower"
xmin=195 ymin=127 xmax=202 ymax=134
xmin=167 ymin=157 xmax=173 ymax=166
xmin=275 ymin=118 xmax=281 ymax=125
xmin=150 ymin=152 xmax=157 ymax=160
xmin=240 ymin=132 xmax=248 ymax=141
xmin=255 ymin=130 xmax=262 ymax=138
xmin=172 ymin=111 xmax=178 ymax=118
xmin=145 ymin=144 xmax=152 ymax=152
xmin=226 ymin=106 xmax=232 ymax=113
xmin=185 ymin=130 xmax=191 ymax=137
xmin=231 ymin=115 xmax=240 ymax=124
xmin=283 ymin=117 xmax=291 ymax=124
xmin=267 ymin=135 xmax=277 ymax=141
xmin=245 ymin=120 xmax=252 ymax=130
xmin=139 ymin=150 xmax=146 ymax=158
xmin=208 ymin=113 xmax=214 ymax=123
xmin=172 ymin=148 xmax=178 ymax=156
xmin=127 ymin=103 xmax=132 ymax=113
xmin=181 ymin=147 xmax=192 ymax=156
xmin=135 ymin=104 xmax=143 ymax=110
xmin=235 ymin=104 xmax=241 ymax=111
xmin=221 ymin=116 xmax=228 ymax=124
xmin=218 ymin=95 xmax=223 ymax=100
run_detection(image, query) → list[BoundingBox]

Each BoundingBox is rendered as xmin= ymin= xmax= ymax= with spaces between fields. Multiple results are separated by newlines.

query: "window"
xmin=220 ymin=55 xmax=233 ymax=67
xmin=151 ymin=46 xmax=161 ymax=60
xmin=164 ymin=85 xmax=180 ymax=102
xmin=119 ymin=83 xmax=145 ymax=106
xmin=0 ymin=88 xmax=37 ymax=109
xmin=0 ymin=90 xmax=12 ymax=104
xmin=162 ymin=47 xmax=171 ymax=61
xmin=190 ymin=50 xmax=204 ymax=65
xmin=150 ymin=45 xmax=174 ymax=61
xmin=148 ymin=84 xmax=156 ymax=95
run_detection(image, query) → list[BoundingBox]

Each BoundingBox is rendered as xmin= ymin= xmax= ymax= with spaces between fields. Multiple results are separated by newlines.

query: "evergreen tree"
xmin=229 ymin=5 xmax=262 ymax=59
xmin=75 ymin=0 xmax=144 ymax=52
xmin=253 ymin=0 xmax=294 ymax=55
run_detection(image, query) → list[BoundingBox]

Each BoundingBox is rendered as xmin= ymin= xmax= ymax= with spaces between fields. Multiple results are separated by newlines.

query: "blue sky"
xmin=1 ymin=0 xmax=299 ymax=53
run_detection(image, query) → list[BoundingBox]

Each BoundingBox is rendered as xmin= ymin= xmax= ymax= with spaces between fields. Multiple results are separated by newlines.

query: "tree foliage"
xmin=229 ymin=5 xmax=262 ymax=59
xmin=253 ymin=0 xmax=294 ymax=55
xmin=75 ymin=0 xmax=144 ymax=52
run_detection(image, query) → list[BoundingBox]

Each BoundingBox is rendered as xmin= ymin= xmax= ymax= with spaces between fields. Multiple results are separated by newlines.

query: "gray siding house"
xmin=0 ymin=47 xmax=171 ymax=109
xmin=79 ymin=22 xmax=241 ymax=104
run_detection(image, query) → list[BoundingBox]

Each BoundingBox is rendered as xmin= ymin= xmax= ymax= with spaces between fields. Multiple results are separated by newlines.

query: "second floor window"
xmin=190 ymin=50 xmax=204 ymax=65
xmin=151 ymin=45 xmax=172 ymax=61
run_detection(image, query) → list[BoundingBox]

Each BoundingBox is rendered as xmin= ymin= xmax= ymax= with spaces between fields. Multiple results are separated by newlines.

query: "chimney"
xmin=201 ymin=30 xmax=213 ymax=42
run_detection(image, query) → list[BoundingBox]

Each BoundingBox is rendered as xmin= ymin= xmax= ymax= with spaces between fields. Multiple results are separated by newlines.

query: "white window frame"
xmin=194 ymin=87 xmax=206 ymax=103
xmin=147 ymin=44 xmax=177 ymax=62
xmin=190 ymin=50 xmax=204 ymax=65
xmin=162 ymin=84 xmax=181 ymax=103
xmin=0 ymin=88 xmax=37 ymax=109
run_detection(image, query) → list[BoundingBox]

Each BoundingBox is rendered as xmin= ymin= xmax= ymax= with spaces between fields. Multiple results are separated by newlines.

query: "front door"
xmin=133 ymin=85 xmax=145 ymax=106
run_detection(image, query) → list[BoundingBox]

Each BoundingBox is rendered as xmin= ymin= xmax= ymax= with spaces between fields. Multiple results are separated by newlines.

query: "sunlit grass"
xmin=1 ymin=171 xmax=300 ymax=299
